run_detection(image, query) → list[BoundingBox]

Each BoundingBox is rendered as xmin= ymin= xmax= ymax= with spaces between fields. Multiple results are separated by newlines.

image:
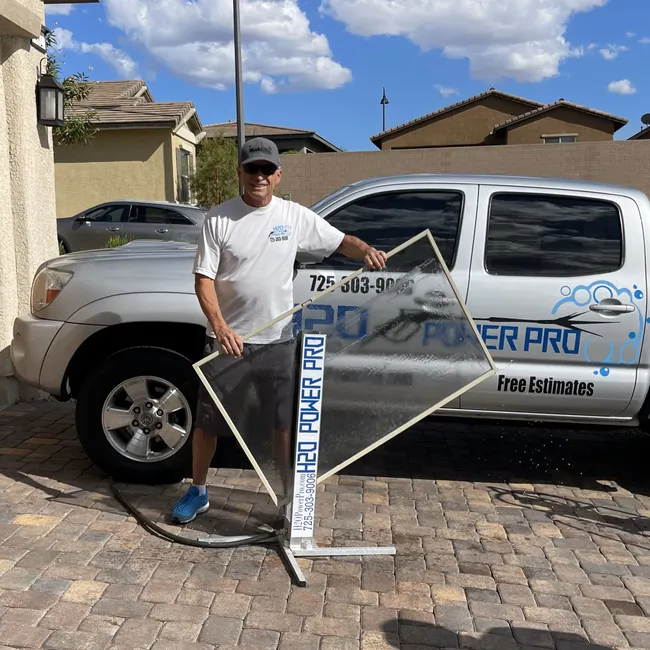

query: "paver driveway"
xmin=0 ymin=401 xmax=649 ymax=649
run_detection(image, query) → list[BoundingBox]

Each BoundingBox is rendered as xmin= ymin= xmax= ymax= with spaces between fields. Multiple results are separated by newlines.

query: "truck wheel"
xmin=75 ymin=346 xmax=198 ymax=484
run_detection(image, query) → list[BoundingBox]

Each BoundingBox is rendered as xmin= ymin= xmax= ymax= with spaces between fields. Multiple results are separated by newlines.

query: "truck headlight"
xmin=31 ymin=268 xmax=73 ymax=313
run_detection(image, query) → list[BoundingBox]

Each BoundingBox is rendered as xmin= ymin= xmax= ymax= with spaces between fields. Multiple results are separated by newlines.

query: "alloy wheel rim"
xmin=101 ymin=375 xmax=192 ymax=463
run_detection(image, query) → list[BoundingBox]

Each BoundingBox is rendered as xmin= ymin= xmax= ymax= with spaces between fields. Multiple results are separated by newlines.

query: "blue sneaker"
xmin=171 ymin=485 xmax=209 ymax=524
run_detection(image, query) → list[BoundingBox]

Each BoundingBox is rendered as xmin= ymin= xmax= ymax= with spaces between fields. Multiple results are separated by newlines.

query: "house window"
xmin=485 ymin=192 xmax=623 ymax=277
xmin=542 ymin=134 xmax=577 ymax=143
xmin=177 ymin=148 xmax=192 ymax=203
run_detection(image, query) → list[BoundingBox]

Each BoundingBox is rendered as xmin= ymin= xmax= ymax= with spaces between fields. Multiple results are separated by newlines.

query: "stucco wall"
xmin=0 ymin=0 xmax=58 ymax=406
xmin=376 ymin=96 xmax=533 ymax=149
xmin=277 ymin=140 xmax=650 ymax=207
xmin=54 ymin=128 xmax=171 ymax=216
xmin=505 ymin=109 xmax=617 ymax=145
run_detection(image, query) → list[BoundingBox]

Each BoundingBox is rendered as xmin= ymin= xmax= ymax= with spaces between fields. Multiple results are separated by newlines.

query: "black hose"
xmin=109 ymin=479 xmax=280 ymax=549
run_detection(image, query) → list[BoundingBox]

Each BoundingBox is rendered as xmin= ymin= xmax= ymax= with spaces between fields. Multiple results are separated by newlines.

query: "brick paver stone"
xmin=1 ymin=402 xmax=650 ymax=648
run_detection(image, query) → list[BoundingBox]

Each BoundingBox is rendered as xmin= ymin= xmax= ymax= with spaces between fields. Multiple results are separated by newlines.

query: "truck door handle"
xmin=155 ymin=228 xmax=169 ymax=234
xmin=106 ymin=226 xmax=121 ymax=231
xmin=589 ymin=303 xmax=635 ymax=314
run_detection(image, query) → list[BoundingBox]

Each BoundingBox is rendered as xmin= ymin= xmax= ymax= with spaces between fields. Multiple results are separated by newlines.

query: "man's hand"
xmin=336 ymin=235 xmax=387 ymax=270
xmin=364 ymin=247 xmax=387 ymax=271
xmin=214 ymin=325 xmax=244 ymax=356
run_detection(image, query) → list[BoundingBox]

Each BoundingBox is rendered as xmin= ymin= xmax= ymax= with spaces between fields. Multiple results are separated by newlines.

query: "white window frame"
xmin=541 ymin=133 xmax=578 ymax=144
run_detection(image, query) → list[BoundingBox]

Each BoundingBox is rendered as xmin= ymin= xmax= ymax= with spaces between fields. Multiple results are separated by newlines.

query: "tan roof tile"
xmin=77 ymin=80 xmax=150 ymax=105
xmin=66 ymin=80 xmax=202 ymax=131
xmin=205 ymin=121 xmax=313 ymax=138
xmin=492 ymin=100 xmax=628 ymax=131
xmin=68 ymin=101 xmax=197 ymax=128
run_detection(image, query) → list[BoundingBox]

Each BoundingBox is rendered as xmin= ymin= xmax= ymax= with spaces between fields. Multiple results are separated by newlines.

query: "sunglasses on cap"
xmin=242 ymin=162 xmax=278 ymax=176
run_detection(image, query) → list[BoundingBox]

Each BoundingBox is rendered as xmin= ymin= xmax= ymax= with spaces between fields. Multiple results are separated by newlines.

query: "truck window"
xmin=485 ymin=193 xmax=623 ymax=277
xmin=324 ymin=190 xmax=463 ymax=269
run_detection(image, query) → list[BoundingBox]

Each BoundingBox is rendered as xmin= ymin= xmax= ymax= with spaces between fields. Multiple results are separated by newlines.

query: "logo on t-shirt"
xmin=269 ymin=225 xmax=292 ymax=243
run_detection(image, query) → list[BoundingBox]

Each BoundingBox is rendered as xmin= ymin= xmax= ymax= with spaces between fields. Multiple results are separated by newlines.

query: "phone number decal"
xmin=309 ymin=274 xmax=397 ymax=294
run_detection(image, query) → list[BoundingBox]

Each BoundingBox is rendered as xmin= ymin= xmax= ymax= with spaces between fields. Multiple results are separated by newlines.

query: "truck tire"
xmin=75 ymin=346 xmax=199 ymax=484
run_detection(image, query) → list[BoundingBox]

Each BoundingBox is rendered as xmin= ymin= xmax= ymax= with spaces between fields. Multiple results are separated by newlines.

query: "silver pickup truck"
xmin=10 ymin=173 xmax=650 ymax=483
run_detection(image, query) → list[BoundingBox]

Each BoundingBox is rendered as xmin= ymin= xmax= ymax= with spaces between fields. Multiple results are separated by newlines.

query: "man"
xmin=171 ymin=137 xmax=386 ymax=524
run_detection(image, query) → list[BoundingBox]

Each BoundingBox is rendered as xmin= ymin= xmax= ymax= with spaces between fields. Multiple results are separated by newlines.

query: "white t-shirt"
xmin=193 ymin=195 xmax=345 ymax=344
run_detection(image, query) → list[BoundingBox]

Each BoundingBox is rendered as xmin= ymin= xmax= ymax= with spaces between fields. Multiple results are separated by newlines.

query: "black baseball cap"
xmin=239 ymin=137 xmax=280 ymax=168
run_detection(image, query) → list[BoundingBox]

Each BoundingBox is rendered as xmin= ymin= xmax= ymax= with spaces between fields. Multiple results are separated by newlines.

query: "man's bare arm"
xmin=194 ymin=274 xmax=243 ymax=356
xmin=336 ymin=234 xmax=387 ymax=270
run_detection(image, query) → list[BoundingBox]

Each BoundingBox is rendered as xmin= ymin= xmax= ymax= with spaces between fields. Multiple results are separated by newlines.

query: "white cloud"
xmin=608 ymin=79 xmax=636 ymax=94
xmin=101 ymin=0 xmax=352 ymax=93
xmin=626 ymin=31 xmax=636 ymax=38
xmin=80 ymin=42 xmax=139 ymax=78
xmin=51 ymin=28 xmax=139 ymax=79
xmin=52 ymin=27 xmax=76 ymax=51
xmin=319 ymin=0 xmax=607 ymax=83
xmin=434 ymin=84 xmax=459 ymax=97
xmin=45 ymin=3 xmax=75 ymax=15
xmin=599 ymin=44 xmax=628 ymax=59
xmin=640 ymin=37 xmax=650 ymax=44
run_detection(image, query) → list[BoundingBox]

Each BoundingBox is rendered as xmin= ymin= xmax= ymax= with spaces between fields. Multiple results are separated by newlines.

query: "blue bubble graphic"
xmin=593 ymin=370 xmax=598 ymax=376
xmin=635 ymin=290 xmax=644 ymax=299
xmin=600 ymin=367 xmax=610 ymax=377
xmin=629 ymin=332 xmax=637 ymax=339
xmin=560 ymin=286 xmax=571 ymax=297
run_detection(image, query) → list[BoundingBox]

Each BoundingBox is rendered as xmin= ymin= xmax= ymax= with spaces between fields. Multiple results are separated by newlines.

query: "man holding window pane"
xmin=171 ymin=137 xmax=387 ymax=524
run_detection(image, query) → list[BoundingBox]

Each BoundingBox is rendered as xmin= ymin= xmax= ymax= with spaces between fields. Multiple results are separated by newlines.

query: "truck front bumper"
xmin=10 ymin=315 xmax=64 ymax=394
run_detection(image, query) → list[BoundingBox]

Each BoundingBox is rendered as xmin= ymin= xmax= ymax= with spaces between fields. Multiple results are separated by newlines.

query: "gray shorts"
xmin=194 ymin=336 xmax=298 ymax=437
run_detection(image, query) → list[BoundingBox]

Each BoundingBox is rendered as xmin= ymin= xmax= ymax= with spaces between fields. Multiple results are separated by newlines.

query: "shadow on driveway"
xmin=382 ymin=619 xmax=613 ymax=649
xmin=343 ymin=415 xmax=650 ymax=496
xmin=2 ymin=403 xmax=650 ymax=545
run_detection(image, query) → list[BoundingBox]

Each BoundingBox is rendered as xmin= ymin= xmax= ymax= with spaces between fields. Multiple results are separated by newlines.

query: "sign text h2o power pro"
xmin=289 ymin=333 xmax=326 ymax=541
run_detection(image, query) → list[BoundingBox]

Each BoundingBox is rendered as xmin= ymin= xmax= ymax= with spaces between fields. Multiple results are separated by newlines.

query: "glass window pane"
xmin=194 ymin=230 xmax=495 ymax=505
xmin=323 ymin=191 xmax=463 ymax=271
xmin=130 ymin=206 xmax=168 ymax=223
xmin=486 ymin=193 xmax=623 ymax=277
xmin=86 ymin=206 xmax=125 ymax=222
xmin=166 ymin=210 xmax=193 ymax=225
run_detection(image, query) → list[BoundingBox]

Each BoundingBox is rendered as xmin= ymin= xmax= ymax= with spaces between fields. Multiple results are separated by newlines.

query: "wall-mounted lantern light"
xmin=36 ymin=63 xmax=65 ymax=128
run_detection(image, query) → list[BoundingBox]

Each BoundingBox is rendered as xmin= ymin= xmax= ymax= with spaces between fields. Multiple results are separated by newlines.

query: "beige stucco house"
xmin=55 ymin=80 xmax=206 ymax=217
xmin=370 ymin=88 xmax=628 ymax=150
xmin=0 ymin=0 xmax=99 ymax=406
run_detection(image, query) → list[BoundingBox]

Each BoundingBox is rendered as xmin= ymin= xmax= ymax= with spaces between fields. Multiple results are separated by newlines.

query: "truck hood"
xmin=45 ymin=240 xmax=198 ymax=271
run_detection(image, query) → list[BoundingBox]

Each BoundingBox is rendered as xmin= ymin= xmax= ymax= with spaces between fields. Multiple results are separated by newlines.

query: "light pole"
xmin=380 ymin=87 xmax=389 ymax=132
xmin=233 ymin=0 xmax=245 ymax=192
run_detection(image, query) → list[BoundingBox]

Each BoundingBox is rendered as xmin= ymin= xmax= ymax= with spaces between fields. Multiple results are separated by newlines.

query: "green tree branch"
xmin=189 ymin=135 xmax=239 ymax=207
xmin=45 ymin=30 xmax=98 ymax=147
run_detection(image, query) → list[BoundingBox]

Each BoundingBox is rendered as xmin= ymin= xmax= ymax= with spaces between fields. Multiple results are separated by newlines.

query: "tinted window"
xmin=130 ymin=206 xmax=168 ymax=224
xmin=324 ymin=191 xmax=463 ymax=269
xmin=166 ymin=210 xmax=193 ymax=225
xmin=486 ymin=193 xmax=623 ymax=277
xmin=85 ymin=205 xmax=127 ymax=222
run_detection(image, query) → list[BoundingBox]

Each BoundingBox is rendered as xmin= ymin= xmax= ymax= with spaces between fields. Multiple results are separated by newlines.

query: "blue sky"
xmin=46 ymin=0 xmax=649 ymax=152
